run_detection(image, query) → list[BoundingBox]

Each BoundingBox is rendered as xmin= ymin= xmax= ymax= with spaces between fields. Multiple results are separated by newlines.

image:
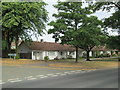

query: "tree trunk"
xmin=15 ymin=35 xmax=19 ymax=55
xmin=86 ymin=50 xmax=91 ymax=61
xmin=75 ymin=46 xmax=79 ymax=63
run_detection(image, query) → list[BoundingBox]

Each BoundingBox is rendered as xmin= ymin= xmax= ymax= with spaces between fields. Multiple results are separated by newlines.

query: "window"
xmin=60 ymin=52 xmax=63 ymax=55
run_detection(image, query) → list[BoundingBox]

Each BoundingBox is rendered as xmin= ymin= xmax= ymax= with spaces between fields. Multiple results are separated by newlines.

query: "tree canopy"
xmin=2 ymin=2 xmax=48 ymax=54
xmin=48 ymin=2 xmax=104 ymax=62
xmin=92 ymin=2 xmax=120 ymax=34
xmin=92 ymin=2 xmax=120 ymax=52
xmin=107 ymin=35 xmax=120 ymax=51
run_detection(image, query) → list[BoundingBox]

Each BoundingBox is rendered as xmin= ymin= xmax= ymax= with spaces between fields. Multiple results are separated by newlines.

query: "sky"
xmin=32 ymin=0 xmax=118 ymax=42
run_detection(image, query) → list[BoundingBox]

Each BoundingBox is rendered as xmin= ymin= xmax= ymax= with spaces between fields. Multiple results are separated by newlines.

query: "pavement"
xmin=2 ymin=68 xmax=119 ymax=88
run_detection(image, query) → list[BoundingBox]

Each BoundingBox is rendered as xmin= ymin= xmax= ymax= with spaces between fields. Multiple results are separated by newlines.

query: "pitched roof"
xmin=92 ymin=46 xmax=113 ymax=51
xmin=25 ymin=41 xmax=77 ymax=51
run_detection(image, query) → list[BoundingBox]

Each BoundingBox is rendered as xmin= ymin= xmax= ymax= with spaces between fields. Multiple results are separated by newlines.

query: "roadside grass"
xmin=1 ymin=58 xmax=44 ymax=66
xmin=54 ymin=57 xmax=119 ymax=62
xmin=48 ymin=57 xmax=119 ymax=69
xmin=1 ymin=58 xmax=119 ymax=70
xmin=48 ymin=61 xmax=119 ymax=69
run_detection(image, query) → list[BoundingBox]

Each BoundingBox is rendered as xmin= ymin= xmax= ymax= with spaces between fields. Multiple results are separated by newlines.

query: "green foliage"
xmin=44 ymin=56 xmax=49 ymax=61
xmin=107 ymin=35 xmax=120 ymax=51
xmin=48 ymin=2 xmax=105 ymax=61
xmin=2 ymin=40 xmax=7 ymax=50
xmin=2 ymin=2 xmax=48 ymax=52
xmin=15 ymin=54 xmax=20 ymax=59
xmin=92 ymin=2 xmax=120 ymax=34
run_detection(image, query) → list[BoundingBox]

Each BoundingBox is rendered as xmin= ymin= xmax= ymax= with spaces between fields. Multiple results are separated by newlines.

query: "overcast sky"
xmin=32 ymin=0 xmax=118 ymax=42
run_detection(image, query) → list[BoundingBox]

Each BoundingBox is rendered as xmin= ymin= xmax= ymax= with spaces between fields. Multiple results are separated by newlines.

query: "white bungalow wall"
xmin=32 ymin=50 xmax=44 ymax=60
xmin=31 ymin=50 xmax=94 ymax=60
xmin=44 ymin=51 xmax=58 ymax=60
xmin=32 ymin=51 xmax=74 ymax=60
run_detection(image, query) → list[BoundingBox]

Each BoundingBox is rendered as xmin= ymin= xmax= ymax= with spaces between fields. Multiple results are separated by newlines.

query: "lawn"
xmin=48 ymin=61 xmax=118 ymax=70
xmin=1 ymin=58 xmax=119 ymax=70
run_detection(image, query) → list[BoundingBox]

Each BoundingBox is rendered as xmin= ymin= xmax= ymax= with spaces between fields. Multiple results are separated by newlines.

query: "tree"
xmin=92 ymin=2 xmax=120 ymax=53
xmin=107 ymin=35 xmax=120 ymax=51
xmin=2 ymin=2 xmax=48 ymax=56
xmin=92 ymin=2 xmax=120 ymax=34
xmin=48 ymin=2 xmax=93 ymax=62
xmin=77 ymin=16 xmax=105 ymax=61
xmin=48 ymin=2 xmax=104 ymax=62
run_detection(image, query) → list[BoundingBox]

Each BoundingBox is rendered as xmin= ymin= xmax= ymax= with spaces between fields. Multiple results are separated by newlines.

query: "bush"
xmin=15 ymin=54 xmax=20 ymax=59
xmin=44 ymin=56 xmax=49 ymax=62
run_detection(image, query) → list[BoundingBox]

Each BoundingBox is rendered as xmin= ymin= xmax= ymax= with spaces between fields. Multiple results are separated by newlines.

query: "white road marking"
xmin=67 ymin=72 xmax=74 ymax=74
xmin=0 ymin=80 xmax=5 ymax=84
xmin=26 ymin=76 xmax=33 ymax=78
xmin=74 ymin=71 xmax=81 ymax=73
xmin=50 ymin=75 xmax=58 ymax=77
xmin=55 ymin=73 xmax=61 ymax=75
xmin=8 ymin=78 xmax=22 ymax=83
xmin=9 ymin=80 xmax=22 ymax=83
xmin=27 ymin=78 xmax=37 ymax=80
xmin=5 ymin=70 xmax=94 ymax=84
xmin=0 ymin=82 xmax=5 ymax=84
xmin=64 ymin=72 xmax=70 ymax=73
xmin=76 ymin=70 xmax=82 ymax=72
xmin=60 ymin=74 xmax=67 ymax=76
xmin=47 ymin=74 xmax=54 ymax=76
xmin=81 ymin=71 xmax=86 ymax=73
xmin=69 ymin=71 xmax=76 ymax=73
xmin=36 ymin=75 xmax=44 ymax=77
xmin=86 ymin=70 xmax=91 ymax=72
xmin=8 ymin=78 xmax=19 ymax=81
xmin=40 ymin=76 xmax=48 ymax=78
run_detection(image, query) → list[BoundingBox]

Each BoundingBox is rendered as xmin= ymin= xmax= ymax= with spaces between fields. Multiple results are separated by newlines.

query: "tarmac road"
xmin=2 ymin=68 xmax=119 ymax=88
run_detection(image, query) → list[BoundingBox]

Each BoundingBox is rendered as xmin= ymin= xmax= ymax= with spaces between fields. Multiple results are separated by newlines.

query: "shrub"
xmin=15 ymin=54 xmax=20 ymax=59
xmin=44 ymin=56 xmax=49 ymax=62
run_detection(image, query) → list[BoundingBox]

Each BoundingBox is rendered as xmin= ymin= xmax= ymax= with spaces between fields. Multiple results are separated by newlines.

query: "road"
xmin=2 ymin=68 xmax=118 ymax=88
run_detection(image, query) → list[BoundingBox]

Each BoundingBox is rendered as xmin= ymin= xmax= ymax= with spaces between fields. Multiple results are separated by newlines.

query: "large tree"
xmin=77 ymin=16 xmax=105 ymax=61
xmin=48 ymin=2 xmax=104 ymax=62
xmin=2 ymin=2 xmax=48 ymax=55
xmin=92 ymin=2 xmax=120 ymax=52
xmin=48 ymin=2 xmax=92 ymax=62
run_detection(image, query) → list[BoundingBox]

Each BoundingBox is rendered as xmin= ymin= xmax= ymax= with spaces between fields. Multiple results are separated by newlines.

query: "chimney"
xmin=41 ymin=39 xmax=43 ymax=42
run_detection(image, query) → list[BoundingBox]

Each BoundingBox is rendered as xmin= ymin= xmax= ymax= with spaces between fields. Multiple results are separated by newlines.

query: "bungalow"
xmin=18 ymin=41 xmax=83 ymax=60
xmin=92 ymin=46 xmax=116 ymax=57
xmin=18 ymin=41 xmax=116 ymax=60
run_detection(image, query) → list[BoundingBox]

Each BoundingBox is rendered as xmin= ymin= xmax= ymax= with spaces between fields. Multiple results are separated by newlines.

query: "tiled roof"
xmin=20 ymin=41 xmax=114 ymax=51
xmin=27 ymin=41 xmax=77 ymax=51
xmin=92 ymin=46 xmax=113 ymax=51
